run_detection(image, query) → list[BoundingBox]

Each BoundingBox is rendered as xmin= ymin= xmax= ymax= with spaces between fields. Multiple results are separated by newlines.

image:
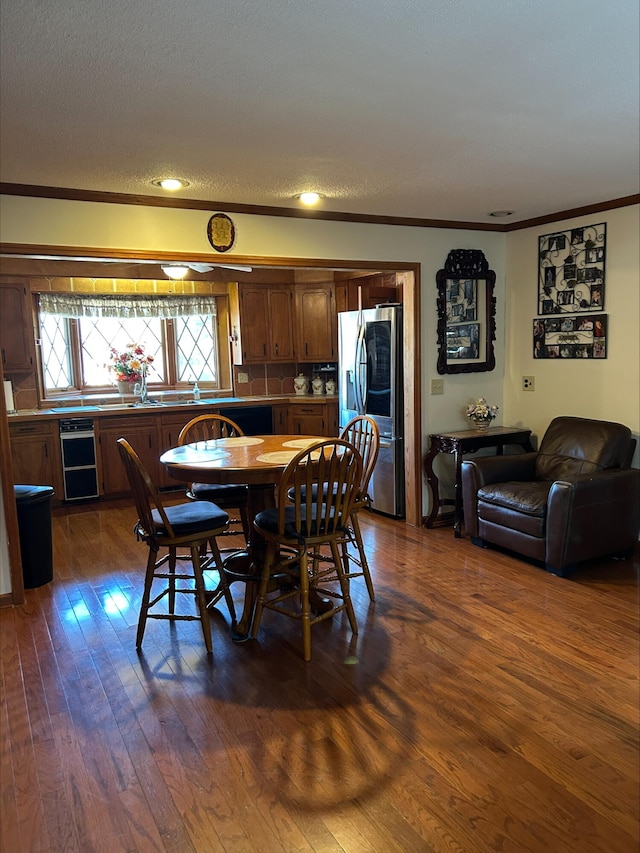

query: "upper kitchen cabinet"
xmin=294 ymin=284 xmax=336 ymax=362
xmin=229 ymin=283 xmax=294 ymax=364
xmin=0 ymin=279 xmax=36 ymax=372
xmin=335 ymin=273 xmax=400 ymax=313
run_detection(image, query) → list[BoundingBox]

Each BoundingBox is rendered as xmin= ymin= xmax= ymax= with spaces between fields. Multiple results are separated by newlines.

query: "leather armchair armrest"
xmin=463 ymin=452 xmax=538 ymax=487
xmin=546 ymin=468 xmax=640 ymax=573
xmin=461 ymin=453 xmax=538 ymax=539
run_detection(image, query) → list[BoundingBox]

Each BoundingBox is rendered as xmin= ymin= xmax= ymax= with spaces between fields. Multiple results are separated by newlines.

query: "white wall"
xmin=0 ymin=192 xmax=508 ymax=448
xmin=504 ymin=205 xmax=639 ymax=460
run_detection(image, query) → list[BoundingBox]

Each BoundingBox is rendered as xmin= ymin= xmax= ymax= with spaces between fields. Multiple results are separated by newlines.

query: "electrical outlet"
xmin=238 ymin=372 xmax=249 ymax=383
xmin=522 ymin=375 xmax=535 ymax=391
xmin=430 ymin=378 xmax=444 ymax=395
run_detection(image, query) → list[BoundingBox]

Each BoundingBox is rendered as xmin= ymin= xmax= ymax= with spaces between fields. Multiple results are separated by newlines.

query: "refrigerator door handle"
xmin=354 ymin=322 xmax=367 ymax=415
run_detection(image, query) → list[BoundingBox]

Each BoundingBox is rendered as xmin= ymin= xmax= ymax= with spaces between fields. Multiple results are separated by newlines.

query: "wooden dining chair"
xmin=286 ymin=415 xmax=380 ymax=600
xmin=117 ymin=438 xmax=235 ymax=653
xmin=252 ymin=438 xmax=362 ymax=662
xmin=178 ymin=414 xmax=251 ymax=544
xmin=339 ymin=415 xmax=380 ymax=600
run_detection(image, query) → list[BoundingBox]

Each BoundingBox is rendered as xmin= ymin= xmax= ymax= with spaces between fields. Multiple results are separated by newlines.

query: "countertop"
xmin=8 ymin=394 xmax=338 ymax=422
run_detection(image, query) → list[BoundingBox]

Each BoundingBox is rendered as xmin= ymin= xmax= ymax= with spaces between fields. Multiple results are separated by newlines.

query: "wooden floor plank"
xmin=0 ymin=500 xmax=637 ymax=852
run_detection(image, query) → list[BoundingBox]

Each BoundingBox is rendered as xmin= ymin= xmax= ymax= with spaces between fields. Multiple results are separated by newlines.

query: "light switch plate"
xmin=430 ymin=378 xmax=444 ymax=395
xmin=238 ymin=372 xmax=249 ymax=383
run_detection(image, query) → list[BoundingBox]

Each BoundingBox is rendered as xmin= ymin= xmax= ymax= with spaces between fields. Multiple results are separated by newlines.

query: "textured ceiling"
xmin=1 ymin=0 xmax=638 ymax=224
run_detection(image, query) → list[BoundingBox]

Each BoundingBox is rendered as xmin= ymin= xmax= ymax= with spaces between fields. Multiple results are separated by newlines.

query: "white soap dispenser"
xmin=193 ymin=381 xmax=200 ymax=401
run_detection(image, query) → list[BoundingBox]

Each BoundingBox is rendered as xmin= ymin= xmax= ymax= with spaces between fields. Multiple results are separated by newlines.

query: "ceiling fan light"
xmin=162 ymin=264 xmax=189 ymax=279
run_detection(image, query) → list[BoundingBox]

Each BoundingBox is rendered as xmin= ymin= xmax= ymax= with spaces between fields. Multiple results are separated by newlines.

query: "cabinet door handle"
xmin=263 ymin=343 xmax=266 ymax=355
xmin=44 ymin=444 xmax=48 ymax=458
xmin=274 ymin=342 xmax=278 ymax=355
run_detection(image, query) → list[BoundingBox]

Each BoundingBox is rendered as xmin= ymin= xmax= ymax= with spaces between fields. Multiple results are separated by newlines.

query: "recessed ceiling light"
xmin=488 ymin=210 xmax=514 ymax=218
xmin=152 ymin=178 xmax=190 ymax=191
xmin=295 ymin=192 xmax=325 ymax=206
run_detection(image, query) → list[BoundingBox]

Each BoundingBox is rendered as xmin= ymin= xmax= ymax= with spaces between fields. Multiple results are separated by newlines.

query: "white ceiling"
xmin=1 ymin=0 xmax=638 ymax=225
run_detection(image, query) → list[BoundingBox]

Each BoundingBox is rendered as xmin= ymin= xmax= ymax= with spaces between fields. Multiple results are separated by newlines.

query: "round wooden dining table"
xmin=160 ymin=434 xmax=327 ymax=639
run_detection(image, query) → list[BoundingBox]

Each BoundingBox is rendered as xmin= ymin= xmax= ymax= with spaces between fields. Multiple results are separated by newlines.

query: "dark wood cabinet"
xmin=335 ymin=273 xmax=400 ymax=312
xmin=98 ymin=415 xmax=160 ymax=495
xmin=9 ymin=420 xmax=61 ymax=498
xmin=294 ymin=284 xmax=336 ymax=362
xmin=229 ymin=283 xmax=294 ymax=364
xmin=287 ymin=401 xmax=337 ymax=436
xmin=272 ymin=404 xmax=289 ymax=435
xmin=0 ymin=280 xmax=36 ymax=372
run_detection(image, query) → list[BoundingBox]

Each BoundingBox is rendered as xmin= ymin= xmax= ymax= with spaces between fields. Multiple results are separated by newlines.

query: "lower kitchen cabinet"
xmin=272 ymin=404 xmax=289 ymax=435
xmin=287 ymin=401 xmax=336 ymax=437
xmin=98 ymin=415 xmax=160 ymax=495
xmin=9 ymin=420 xmax=62 ymax=499
xmin=157 ymin=412 xmax=199 ymax=488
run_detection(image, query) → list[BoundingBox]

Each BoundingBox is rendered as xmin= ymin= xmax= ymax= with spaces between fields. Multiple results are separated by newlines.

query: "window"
xmin=38 ymin=293 xmax=221 ymax=395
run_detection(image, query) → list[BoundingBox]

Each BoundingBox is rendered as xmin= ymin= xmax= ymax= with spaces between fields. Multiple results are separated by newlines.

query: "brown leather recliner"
xmin=461 ymin=416 xmax=639 ymax=576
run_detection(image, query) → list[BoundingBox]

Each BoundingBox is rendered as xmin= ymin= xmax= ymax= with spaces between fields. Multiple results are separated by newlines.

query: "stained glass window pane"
xmin=79 ymin=317 xmax=164 ymax=386
xmin=176 ymin=315 xmax=218 ymax=383
xmin=40 ymin=314 xmax=72 ymax=391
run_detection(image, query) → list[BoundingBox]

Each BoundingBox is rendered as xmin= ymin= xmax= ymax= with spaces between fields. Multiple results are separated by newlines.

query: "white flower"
xmin=466 ymin=397 xmax=499 ymax=420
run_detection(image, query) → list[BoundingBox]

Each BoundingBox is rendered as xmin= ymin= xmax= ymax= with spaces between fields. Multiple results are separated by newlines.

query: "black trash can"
xmin=14 ymin=485 xmax=55 ymax=588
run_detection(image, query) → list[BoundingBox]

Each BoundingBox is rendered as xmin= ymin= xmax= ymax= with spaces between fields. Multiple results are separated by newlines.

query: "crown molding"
xmin=1 ymin=183 xmax=637 ymax=233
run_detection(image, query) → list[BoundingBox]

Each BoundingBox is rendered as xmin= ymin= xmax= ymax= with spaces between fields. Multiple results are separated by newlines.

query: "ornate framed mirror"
xmin=436 ymin=249 xmax=496 ymax=374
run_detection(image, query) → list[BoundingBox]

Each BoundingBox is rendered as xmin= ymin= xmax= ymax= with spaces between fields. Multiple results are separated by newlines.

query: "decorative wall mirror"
xmin=436 ymin=249 xmax=496 ymax=374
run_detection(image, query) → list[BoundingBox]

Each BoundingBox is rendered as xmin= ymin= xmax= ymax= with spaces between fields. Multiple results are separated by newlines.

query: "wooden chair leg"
xmin=136 ymin=546 xmax=157 ymax=649
xmin=239 ymin=503 xmax=251 ymax=543
xmin=252 ymin=542 xmax=277 ymax=638
xmin=191 ymin=545 xmax=212 ymax=654
xmin=331 ymin=540 xmax=358 ymax=636
xmin=168 ymin=547 xmax=177 ymax=614
xmin=298 ymin=548 xmax=312 ymax=662
xmin=350 ymin=514 xmax=375 ymax=601
xmin=208 ymin=537 xmax=237 ymax=626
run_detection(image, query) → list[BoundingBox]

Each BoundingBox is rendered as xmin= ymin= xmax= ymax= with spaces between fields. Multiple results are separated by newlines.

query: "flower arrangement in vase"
xmin=108 ymin=343 xmax=154 ymax=391
xmin=466 ymin=397 xmax=499 ymax=430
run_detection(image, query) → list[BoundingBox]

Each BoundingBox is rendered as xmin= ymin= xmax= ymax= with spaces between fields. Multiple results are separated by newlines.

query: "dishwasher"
xmin=59 ymin=417 xmax=99 ymax=501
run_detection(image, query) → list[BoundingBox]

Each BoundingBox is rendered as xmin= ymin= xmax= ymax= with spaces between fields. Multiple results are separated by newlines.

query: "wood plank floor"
xmin=1 ymin=498 xmax=638 ymax=853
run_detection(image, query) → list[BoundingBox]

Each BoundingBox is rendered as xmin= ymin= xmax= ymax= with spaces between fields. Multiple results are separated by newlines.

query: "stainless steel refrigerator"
xmin=338 ymin=305 xmax=405 ymax=517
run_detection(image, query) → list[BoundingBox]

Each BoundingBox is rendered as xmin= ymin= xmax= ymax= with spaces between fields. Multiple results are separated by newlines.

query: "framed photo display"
xmin=538 ymin=222 xmax=606 ymax=315
xmin=533 ymin=314 xmax=607 ymax=359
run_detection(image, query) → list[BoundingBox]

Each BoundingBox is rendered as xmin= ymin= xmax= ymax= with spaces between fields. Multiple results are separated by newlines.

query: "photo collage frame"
xmin=534 ymin=222 xmax=608 ymax=359
xmin=533 ymin=314 xmax=607 ymax=359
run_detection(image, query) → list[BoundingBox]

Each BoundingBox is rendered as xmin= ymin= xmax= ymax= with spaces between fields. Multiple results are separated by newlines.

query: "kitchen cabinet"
xmin=98 ymin=414 xmax=160 ymax=495
xmin=157 ymin=412 xmax=197 ymax=488
xmin=272 ymin=404 xmax=289 ymax=435
xmin=9 ymin=420 xmax=61 ymax=498
xmin=294 ymin=284 xmax=336 ymax=362
xmin=335 ymin=274 xmax=400 ymax=312
xmin=0 ymin=279 xmax=36 ymax=372
xmin=326 ymin=400 xmax=338 ymax=436
xmin=229 ymin=283 xmax=294 ymax=364
xmin=287 ymin=401 xmax=335 ymax=437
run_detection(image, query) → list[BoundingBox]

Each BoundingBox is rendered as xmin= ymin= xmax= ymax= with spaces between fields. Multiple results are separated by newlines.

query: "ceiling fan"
xmin=0 ymin=252 xmax=253 ymax=275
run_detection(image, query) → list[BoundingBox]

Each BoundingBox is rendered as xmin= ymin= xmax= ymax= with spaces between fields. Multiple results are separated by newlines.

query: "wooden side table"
xmin=423 ymin=426 xmax=534 ymax=537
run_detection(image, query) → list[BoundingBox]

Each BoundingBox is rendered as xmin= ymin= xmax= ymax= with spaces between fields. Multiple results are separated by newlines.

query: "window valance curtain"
xmin=38 ymin=293 xmax=217 ymax=318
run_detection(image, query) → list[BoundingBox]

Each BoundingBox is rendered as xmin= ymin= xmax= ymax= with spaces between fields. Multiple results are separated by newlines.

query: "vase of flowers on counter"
xmin=466 ymin=397 xmax=499 ymax=430
xmin=109 ymin=343 xmax=154 ymax=393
